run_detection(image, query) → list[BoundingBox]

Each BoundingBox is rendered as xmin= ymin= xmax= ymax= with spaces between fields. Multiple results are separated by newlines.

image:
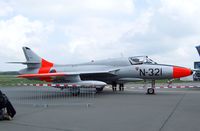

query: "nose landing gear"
xmin=146 ymin=80 xmax=155 ymax=95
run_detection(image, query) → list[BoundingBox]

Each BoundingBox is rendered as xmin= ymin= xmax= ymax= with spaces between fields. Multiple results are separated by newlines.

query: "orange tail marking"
xmin=38 ymin=59 xmax=54 ymax=82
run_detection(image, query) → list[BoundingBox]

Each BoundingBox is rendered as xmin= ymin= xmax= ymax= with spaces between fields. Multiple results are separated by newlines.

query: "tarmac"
xmin=1 ymin=82 xmax=200 ymax=131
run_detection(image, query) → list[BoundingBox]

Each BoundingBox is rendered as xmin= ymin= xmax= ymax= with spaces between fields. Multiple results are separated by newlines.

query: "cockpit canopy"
xmin=129 ymin=56 xmax=157 ymax=65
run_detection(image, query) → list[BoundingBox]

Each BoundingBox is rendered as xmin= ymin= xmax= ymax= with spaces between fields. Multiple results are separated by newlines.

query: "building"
xmin=194 ymin=61 xmax=200 ymax=81
xmin=193 ymin=45 xmax=200 ymax=81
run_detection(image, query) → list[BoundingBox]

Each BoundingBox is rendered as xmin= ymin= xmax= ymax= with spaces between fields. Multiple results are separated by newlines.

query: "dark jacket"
xmin=0 ymin=91 xmax=8 ymax=109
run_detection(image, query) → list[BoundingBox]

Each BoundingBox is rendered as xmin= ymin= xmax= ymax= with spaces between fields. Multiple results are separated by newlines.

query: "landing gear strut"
xmin=112 ymin=82 xmax=117 ymax=92
xmin=69 ymin=87 xmax=80 ymax=96
xmin=119 ymin=84 xmax=124 ymax=91
xmin=112 ymin=82 xmax=125 ymax=92
xmin=167 ymin=79 xmax=174 ymax=87
xmin=147 ymin=80 xmax=155 ymax=95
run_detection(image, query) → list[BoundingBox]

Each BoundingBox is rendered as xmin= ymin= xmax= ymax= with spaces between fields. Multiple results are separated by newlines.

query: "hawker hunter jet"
xmin=10 ymin=47 xmax=193 ymax=94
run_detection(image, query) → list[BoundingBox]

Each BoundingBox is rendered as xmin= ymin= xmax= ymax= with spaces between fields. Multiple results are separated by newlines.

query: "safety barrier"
xmin=0 ymin=84 xmax=96 ymax=107
xmin=0 ymin=83 xmax=199 ymax=106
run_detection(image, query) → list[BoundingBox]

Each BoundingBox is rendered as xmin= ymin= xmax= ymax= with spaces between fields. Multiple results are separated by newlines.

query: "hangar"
xmin=194 ymin=45 xmax=200 ymax=81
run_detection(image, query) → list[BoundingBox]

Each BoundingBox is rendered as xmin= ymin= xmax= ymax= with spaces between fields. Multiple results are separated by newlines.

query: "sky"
xmin=0 ymin=0 xmax=200 ymax=71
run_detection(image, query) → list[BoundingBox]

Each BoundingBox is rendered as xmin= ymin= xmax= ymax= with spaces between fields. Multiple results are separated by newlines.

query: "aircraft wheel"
xmin=70 ymin=88 xmax=80 ymax=96
xmin=112 ymin=87 xmax=116 ymax=92
xmin=72 ymin=91 xmax=80 ymax=96
xmin=96 ymin=88 xmax=103 ymax=92
xmin=147 ymin=88 xmax=154 ymax=94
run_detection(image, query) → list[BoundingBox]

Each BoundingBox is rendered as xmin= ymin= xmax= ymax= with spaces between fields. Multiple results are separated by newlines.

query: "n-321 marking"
xmin=139 ymin=68 xmax=162 ymax=76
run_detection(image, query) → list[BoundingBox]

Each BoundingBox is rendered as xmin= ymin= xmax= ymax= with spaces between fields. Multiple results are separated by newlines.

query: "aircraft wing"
xmin=18 ymin=69 xmax=119 ymax=82
xmin=18 ymin=72 xmax=68 ymax=78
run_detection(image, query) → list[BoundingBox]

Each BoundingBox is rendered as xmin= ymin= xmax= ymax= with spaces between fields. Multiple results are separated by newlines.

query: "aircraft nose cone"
xmin=173 ymin=66 xmax=193 ymax=78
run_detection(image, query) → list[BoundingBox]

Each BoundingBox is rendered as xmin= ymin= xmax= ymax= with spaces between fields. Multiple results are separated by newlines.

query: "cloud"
xmin=159 ymin=0 xmax=200 ymax=18
xmin=0 ymin=15 xmax=54 ymax=70
xmin=0 ymin=1 xmax=13 ymax=16
xmin=154 ymin=0 xmax=200 ymax=38
xmin=0 ymin=0 xmax=200 ymax=71
xmin=11 ymin=0 xmax=134 ymax=18
xmin=60 ymin=7 xmax=154 ymax=62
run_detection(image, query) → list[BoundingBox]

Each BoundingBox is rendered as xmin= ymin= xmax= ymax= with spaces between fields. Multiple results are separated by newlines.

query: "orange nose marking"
xmin=173 ymin=66 xmax=192 ymax=78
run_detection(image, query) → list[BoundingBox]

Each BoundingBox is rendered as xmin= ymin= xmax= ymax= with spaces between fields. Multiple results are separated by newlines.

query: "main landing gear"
xmin=146 ymin=80 xmax=155 ymax=95
xmin=112 ymin=82 xmax=124 ymax=92
xmin=96 ymin=87 xmax=104 ymax=92
xmin=119 ymin=84 xmax=124 ymax=91
xmin=112 ymin=82 xmax=117 ymax=91
xmin=69 ymin=87 xmax=80 ymax=96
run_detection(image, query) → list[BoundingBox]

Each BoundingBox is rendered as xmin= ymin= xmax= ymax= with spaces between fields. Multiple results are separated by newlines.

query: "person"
xmin=0 ymin=90 xmax=16 ymax=120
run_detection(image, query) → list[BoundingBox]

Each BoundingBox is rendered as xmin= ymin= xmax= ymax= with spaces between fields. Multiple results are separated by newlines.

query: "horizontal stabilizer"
xmin=7 ymin=62 xmax=40 ymax=65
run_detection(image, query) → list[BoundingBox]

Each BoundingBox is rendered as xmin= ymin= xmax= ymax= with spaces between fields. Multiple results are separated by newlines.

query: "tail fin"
xmin=8 ymin=47 xmax=53 ymax=69
xmin=22 ymin=47 xmax=41 ymax=68
xmin=22 ymin=47 xmax=41 ymax=63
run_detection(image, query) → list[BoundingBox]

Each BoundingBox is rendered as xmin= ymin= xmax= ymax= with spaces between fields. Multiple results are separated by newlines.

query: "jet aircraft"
xmin=11 ymin=47 xmax=193 ymax=95
xmin=196 ymin=45 xmax=200 ymax=56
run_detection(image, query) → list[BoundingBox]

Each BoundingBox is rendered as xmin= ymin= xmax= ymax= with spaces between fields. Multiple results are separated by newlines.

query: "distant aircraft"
xmin=9 ymin=47 xmax=193 ymax=95
xmin=196 ymin=45 xmax=200 ymax=56
xmin=193 ymin=45 xmax=200 ymax=81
